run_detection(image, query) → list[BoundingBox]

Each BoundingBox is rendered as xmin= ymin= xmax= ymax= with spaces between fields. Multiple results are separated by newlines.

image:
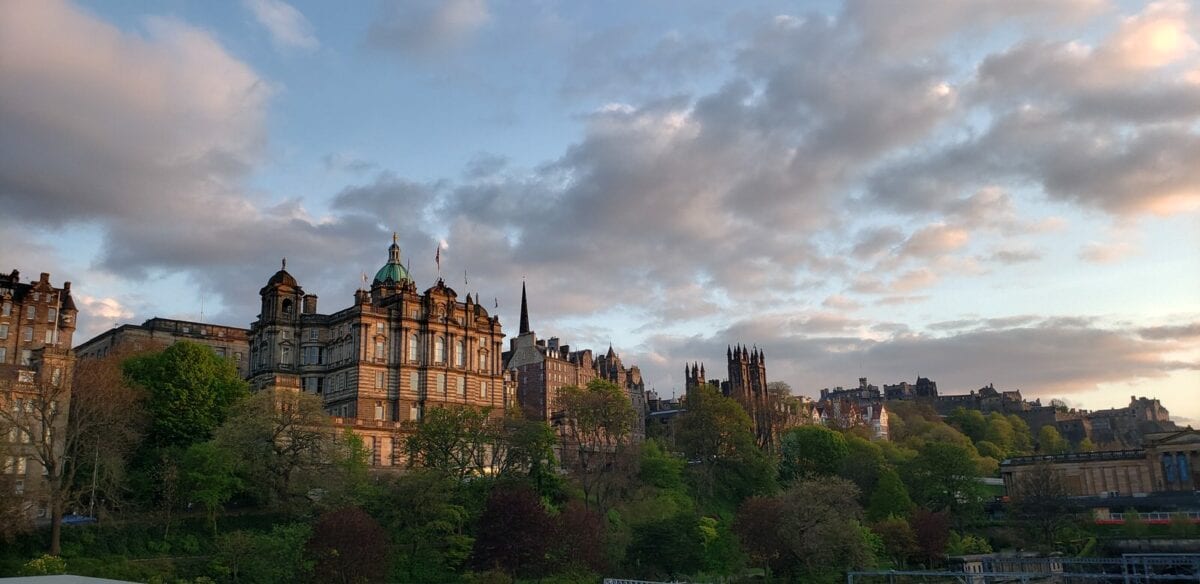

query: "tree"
xmin=1076 ymin=437 xmax=1096 ymax=453
xmin=123 ymin=341 xmax=248 ymax=450
xmin=947 ymin=408 xmax=987 ymax=443
xmin=840 ymin=435 xmax=885 ymax=498
xmin=984 ymin=413 xmax=1015 ymax=455
xmin=1007 ymin=414 xmax=1033 ymax=454
xmin=307 ymin=507 xmax=391 ymax=584
xmin=907 ymin=442 xmax=985 ymax=521
xmin=734 ymin=496 xmax=788 ymax=578
xmin=867 ymin=467 xmax=915 ymax=522
xmin=767 ymin=477 xmax=874 ymax=580
xmin=557 ymin=379 xmax=637 ymax=509
xmin=1037 ymin=425 xmax=1069 ymax=455
xmin=553 ymin=500 xmax=609 ymax=575
xmin=213 ymin=524 xmax=312 ymax=584
xmin=214 ymin=389 xmax=338 ymax=506
xmin=627 ymin=512 xmax=706 ymax=580
xmin=872 ymin=516 xmax=919 ymax=568
xmin=1008 ymin=462 xmax=1075 ymax=549
xmin=366 ymin=471 xmax=472 ymax=583
xmin=0 ymin=351 xmax=145 ymax=555
xmin=180 ymin=441 xmax=240 ymax=535
xmin=471 ymin=484 xmax=555 ymax=578
xmin=910 ymin=508 xmax=950 ymax=567
xmin=676 ymin=385 xmax=776 ymax=506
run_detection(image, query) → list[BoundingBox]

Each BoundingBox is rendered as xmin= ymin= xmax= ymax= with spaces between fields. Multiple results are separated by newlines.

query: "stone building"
xmin=816 ymin=378 xmax=890 ymax=440
xmin=75 ymin=318 xmax=250 ymax=376
xmin=0 ymin=270 xmax=77 ymax=519
xmin=247 ymin=237 xmax=509 ymax=467
xmin=503 ymin=283 xmax=647 ymax=441
xmin=684 ymin=347 xmax=810 ymax=449
xmin=1000 ymin=428 xmax=1200 ymax=497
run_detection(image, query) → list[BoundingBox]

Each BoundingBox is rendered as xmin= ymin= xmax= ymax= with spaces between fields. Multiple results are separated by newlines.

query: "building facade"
xmin=1000 ymin=428 xmax=1200 ymax=497
xmin=0 ymin=270 xmax=77 ymax=519
xmin=247 ymin=238 xmax=508 ymax=467
xmin=504 ymin=283 xmax=647 ymax=441
xmin=75 ymin=317 xmax=250 ymax=376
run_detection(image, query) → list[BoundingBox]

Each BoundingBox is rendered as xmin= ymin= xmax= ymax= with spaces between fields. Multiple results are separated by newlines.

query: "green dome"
xmin=374 ymin=240 xmax=411 ymax=285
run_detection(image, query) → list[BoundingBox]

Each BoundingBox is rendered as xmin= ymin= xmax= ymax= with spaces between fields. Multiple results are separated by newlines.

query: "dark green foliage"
xmin=123 ymin=342 xmax=249 ymax=450
xmin=872 ymin=516 xmax=918 ymax=568
xmin=676 ymin=386 xmax=777 ymax=508
xmin=867 ymin=467 xmax=915 ymax=522
xmin=306 ymin=507 xmax=391 ymax=584
xmin=907 ymin=442 xmax=986 ymax=521
xmin=471 ymin=484 xmax=555 ymax=579
xmin=947 ymin=408 xmax=987 ymax=444
xmin=627 ymin=512 xmax=706 ymax=580
xmin=779 ymin=425 xmax=849 ymax=481
xmin=367 ymin=471 xmax=473 ymax=583
xmin=840 ymin=435 xmax=885 ymax=498
xmin=212 ymin=523 xmax=312 ymax=584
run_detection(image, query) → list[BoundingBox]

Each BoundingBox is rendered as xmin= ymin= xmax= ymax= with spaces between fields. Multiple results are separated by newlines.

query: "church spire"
xmin=519 ymin=280 xmax=530 ymax=335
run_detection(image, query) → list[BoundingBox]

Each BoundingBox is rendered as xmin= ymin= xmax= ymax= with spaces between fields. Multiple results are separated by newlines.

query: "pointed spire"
xmin=700 ymin=363 xmax=705 ymax=377
xmin=519 ymin=280 xmax=530 ymax=335
xmin=727 ymin=345 xmax=733 ymax=358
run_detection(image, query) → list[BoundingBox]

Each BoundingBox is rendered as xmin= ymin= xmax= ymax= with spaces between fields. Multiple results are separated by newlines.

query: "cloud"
xmin=322 ymin=152 xmax=378 ymax=174
xmin=244 ymin=0 xmax=318 ymax=52
xmin=1078 ymin=240 xmax=1136 ymax=263
xmin=1138 ymin=322 xmax=1200 ymax=340
xmin=986 ymin=246 xmax=1043 ymax=265
xmin=75 ymin=295 xmax=134 ymax=338
xmin=367 ymin=0 xmax=489 ymax=56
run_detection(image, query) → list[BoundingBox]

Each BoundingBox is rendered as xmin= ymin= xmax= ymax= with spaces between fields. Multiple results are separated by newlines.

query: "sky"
xmin=1 ymin=0 xmax=1198 ymax=423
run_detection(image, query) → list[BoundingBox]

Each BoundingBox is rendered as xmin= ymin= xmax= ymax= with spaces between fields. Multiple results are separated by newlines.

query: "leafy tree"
xmin=627 ymin=512 xmax=705 ymax=580
xmin=367 ymin=471 xmax=472 ymax=583
xmin=872 ymin=516 xmax=919 ymax=568
xmin=947 ymin=531 xmax=993 ymax=555
xmin=840 ymin=435 xmax=886 ymax=499
xmin=557 ymin=379 xmax=637 ymax=510
xmin=0 ymin=350 xmax=145 ymax=555
xmin=867 ymin=468 xmax=915 ymax=522
xmin=676 ymin=385 xmax=776 ymax=507
xmin=974 ymin=440 xmax=1006 ymax=460
xmin=213 ymin=524 xmax=312 ymax=584
xmin=1076 ymin=437 xmax=1096 ymax=453
xmin=123 ymin=341 xmax=248 ymax=450
xmin=1037 ymin=425 xmax=1069 ymax=454
xmin=471 ymin=484 xmax=555 ymax=579
xmin=214 ymin=389 xmax=336 ymax=507
xmin=737 ymin=477 xmax=873 ymax=581
xmin=553 ymin=500 xmax=609 ymax=575
xmin=947 ymin=407 xmax=987 ymax=443
xmin=734 ymin=496 xmax=788 ymax=579
xmin=1123 ymin=507 xmax=1147 ymax=538
xmin=306 ymin=507 xmax=391 ymax=584
xmin=780 ymin=425 xmax=849 ymax=481
xmin=908 ymin=442 xmax=986 ymax=521
xmin=1007 ymin=414 xmax=1034 ymax=454
xmin=984 ymin=413 xmax=1015 ymax=455
xmin=180 ymin=441 xmax=240 ymax=535
xmin=911 ymin=508 xmax=950 ymax=567
xmin=1008 ymin=462 xmax=1075 ymax=548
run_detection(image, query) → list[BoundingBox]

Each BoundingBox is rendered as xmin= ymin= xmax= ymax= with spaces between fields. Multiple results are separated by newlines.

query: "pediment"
xmin=1147 ymin=429 xmax=1200 ymax=447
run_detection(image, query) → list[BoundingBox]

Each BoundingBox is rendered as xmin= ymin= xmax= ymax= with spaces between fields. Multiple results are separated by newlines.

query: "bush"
xmin=20 ymin=554 xmax=66 ymax=576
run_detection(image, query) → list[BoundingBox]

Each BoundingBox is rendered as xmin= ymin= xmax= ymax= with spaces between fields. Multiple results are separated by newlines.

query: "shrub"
xmin=21 ymin=554 xmax=66 ymax=576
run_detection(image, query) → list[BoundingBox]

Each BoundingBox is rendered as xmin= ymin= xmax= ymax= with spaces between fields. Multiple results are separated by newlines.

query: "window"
xmin=375 ymin=402 xmax=384 ymax=420
xmin=437 ymin=373 xmax=446 ymax=396
xmin=408 ymin=334 xmax=419 ymax=361
xmin=25 ymin=305 xmax=35 ymax=320
xmin=376 ymin=322 xmax=385 ymax=334
xmin=0 ymin=324 xmax=7 ymax=339
xmin=308 ymin=329 xmax=319 ymax=342
xmin=20 ymin=350 xmax=31 ymax=366
xmin=22 ymin=327 xmax=32 ymax=342
xmin=47 ymin=308 xmax=56 ymax=323
xmin=481 ymin=381 xmax=488 ymax=399
xmin=456 ymin=376 xmax=465 ymax=398
xmin=51 ymin=368 xmax=61 ymax=386
xmin=375 ymin=341 xmax=385 ymax=360
xmin=11 ymin=399 xmax=20 ymax=412
xmin=455 ymin=340 xmax=465 ymax=367
xmin=280 ymin=346 xmax=292 ymax=365
xmin=478 ymin=350 xmax=489 ymax=372
xmin=435 ymin=336 xmax=446 ymax=363
xmin=410 ymin=371 xmax=420 ymax=395
xmin=1 ymin=302 xmax=9 ymax=316
xmin=376 ymin=371 xmax=385 ymax=389
xmin=303 ymin=346 xmax=320 ymax=365
xmin=0 ymin=348 xmax=6 ymax=363
xmin=410 ymin=404 xmax=420 ymax=421
xmin=44 ymin=329 xmax=53 ymax=344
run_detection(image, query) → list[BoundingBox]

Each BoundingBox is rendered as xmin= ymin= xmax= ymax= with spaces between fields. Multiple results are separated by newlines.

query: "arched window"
xmin=435 ymin=336 xmax=446 ymax=363
xmin=455 ymin=340 xmax=465 ymax=367
xmin=281 ymin=298 xmax=294 ymax=316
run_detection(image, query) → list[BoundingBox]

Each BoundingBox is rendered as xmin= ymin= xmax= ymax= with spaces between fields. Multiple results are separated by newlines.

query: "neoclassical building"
xmin=247 ymin=237 xmax=509 ymax=464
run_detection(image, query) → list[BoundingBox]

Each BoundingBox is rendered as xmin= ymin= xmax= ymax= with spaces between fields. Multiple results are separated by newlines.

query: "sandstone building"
xmin=75 ymin=317 xmax=250 ymax=377
xmin=247 ymin=237 xmax=509 ymax=466
xmin=504 ymin=283 xmax=647 ymax=441
xmin=0 ymin=270 xmax=77 ymax=519
xmin=1001 ymin=428 xmax=1200 ymax=497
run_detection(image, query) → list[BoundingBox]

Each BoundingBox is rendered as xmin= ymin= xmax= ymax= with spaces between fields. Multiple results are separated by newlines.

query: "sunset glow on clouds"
xmin=0 ymin=0 xmax=1196 ymax=421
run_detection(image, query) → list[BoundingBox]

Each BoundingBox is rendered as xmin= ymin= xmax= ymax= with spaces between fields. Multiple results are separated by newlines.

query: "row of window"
xmin=307 ymin=372 xmax=492 ymax=401
xmin=0 ymin=324 xmax=59 ymax=344
xmin=0 ymin=303 xmax=58 ymax=322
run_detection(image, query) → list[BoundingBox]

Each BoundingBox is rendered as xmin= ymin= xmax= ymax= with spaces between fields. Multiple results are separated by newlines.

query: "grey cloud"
xmin=987 ymin=247 xmax=1043 ymax=265
xmin=366 ymin=0 xmax=489 ymax=57
xmin=1139 ymin=323 xmax=1200 ymax=340
xmin=561 ymin=29 xmax=722 ymax=99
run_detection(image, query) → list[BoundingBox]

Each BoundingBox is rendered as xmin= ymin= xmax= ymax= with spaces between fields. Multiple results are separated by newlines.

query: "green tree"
xmin=984 ymin=413 xmax=1015 ymax=455
xmin=676 ymin=385 xmax=776 ymax=507
xmin=123 ymin=342 xmax=247 ymax=451
xmin=947 ymin=408 xmax=987 ymax=443
xmin=779 ymin=425 xmax=849 ymax=481
xmin=1037 ymin=425 xmax=1069 ymax=455
xmin=947 ymin=531 xmax=993 ymax=555
xmin=1122 ymin=507 xmax=1147 ymax=538
xmin=557 ymin=379 xmax=637 ymax=510
xmin=213 ymin=524 xmax=312 ymax=584
xmin=974 ymin=440 xmax=1006 ymax=461
xmin=627 ymin=512 xmax=706 ymax=580
xmin=872 ymin=516 xmax=919 ymax=568
xmin=367 ymin=471 xmax=472 ymax=583
xmin=214 ymin=389 xmax=337 ymax=507
xmin=180 ymin=441 xmax=240 ymax=535
xmin=908 ymin=442 xmax=985 ymax=521
xmin=1076 ymin=437 xmax=1096 ymax=452
xmin=840 ymin=435 xmax=886 ymax=498
xmin=1007 ymin=415 xmax=1034 ymax=454
xmin=867 ymin=468 xmax=915 ymax=522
